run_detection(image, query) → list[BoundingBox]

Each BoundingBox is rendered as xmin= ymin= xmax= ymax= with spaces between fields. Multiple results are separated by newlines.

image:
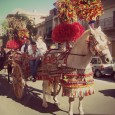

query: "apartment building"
xmin=100 ymin=0 xmax=115 ymax=58
xmin=37 ymin=1 xmax=115 ymax=53
xmin=36 ymin=8 xmax=57 ymax=48
xmin=36 ymin=21 xmax=46 ymax=38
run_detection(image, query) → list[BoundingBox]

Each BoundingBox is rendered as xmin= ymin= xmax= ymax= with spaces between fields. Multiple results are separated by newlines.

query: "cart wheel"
xmin=13 ymin=77 xmax=25 ymax=99
xmin=12 ymin=62 xmax=25 ymax=99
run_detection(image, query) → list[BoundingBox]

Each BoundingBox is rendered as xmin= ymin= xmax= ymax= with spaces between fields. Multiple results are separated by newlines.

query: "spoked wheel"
xmin=12 ymin=62 xmax=25 ymax=99
xmin=13 ymin=77 xmax=25 ymax=99
xmin=95 ymin=70 xmax=102 ymax=77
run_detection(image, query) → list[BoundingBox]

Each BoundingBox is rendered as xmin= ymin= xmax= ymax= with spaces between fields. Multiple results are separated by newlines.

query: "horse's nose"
xmin=105 ymin=57 xmax=109 ymax=62
xmin=105 ymin=57 xmax=112 ymax=63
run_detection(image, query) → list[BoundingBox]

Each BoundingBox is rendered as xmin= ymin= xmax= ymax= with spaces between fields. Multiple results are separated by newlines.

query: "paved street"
xmin=0 ymin=70 xmax=115 ymax=115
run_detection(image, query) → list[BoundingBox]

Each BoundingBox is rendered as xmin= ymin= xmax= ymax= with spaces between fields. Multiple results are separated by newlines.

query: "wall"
xmin=101 ymin=0 xmax=115 ymax=18
xmin=36 ymin=22 xmax=46 ymax=39
xmin=100 ymin=7 xmax=115 ymax=19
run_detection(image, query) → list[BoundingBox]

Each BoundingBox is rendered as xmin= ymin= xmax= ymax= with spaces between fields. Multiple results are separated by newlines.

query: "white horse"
xmin=42 ymin=26 xmax=113 ymax=115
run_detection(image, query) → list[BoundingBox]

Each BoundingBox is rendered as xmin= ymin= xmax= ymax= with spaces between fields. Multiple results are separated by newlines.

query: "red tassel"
xmin=80 ymin=89 xmax=82 ymax=97
xmin=85 ymin=89 xmax=89 ymax=96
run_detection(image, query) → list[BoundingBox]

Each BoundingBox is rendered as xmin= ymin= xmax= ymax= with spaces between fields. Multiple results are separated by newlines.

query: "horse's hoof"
xmin=42 ymin=103 xmax=48 ymax=108
xmin=79 ymin=111 xmax=84 ymax=115
xmin=54 ymin=102 xmax=60 ymax=106
xmin=79 ymin=108 xmax=84 ymax=115
xmin=8 ymin=81 xmax=12 ymax=84
xmin=68 ymin=112 xmax=73 ymax=115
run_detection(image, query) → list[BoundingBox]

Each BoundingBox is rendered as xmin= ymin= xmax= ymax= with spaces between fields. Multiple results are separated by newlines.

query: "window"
xmin=91 ymin=58 xmax=98 ymax=64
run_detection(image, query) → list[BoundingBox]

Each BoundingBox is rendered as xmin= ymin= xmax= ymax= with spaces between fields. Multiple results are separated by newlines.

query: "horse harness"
xmin=88 ymin=34 xmax=108 ymax=57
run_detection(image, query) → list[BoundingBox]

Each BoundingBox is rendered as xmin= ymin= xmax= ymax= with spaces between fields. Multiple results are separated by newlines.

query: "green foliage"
xmin=15 ymin=12 xmax=29 ymax=23
xmin=1 ymin=19 xmax=9 ymax=30
xmin=1 ymin=12 xmax=37 ymax=41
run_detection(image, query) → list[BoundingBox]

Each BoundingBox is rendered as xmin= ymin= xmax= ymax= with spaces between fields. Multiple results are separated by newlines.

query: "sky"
xmin=0 ymin=0 xmax=56 ymax=22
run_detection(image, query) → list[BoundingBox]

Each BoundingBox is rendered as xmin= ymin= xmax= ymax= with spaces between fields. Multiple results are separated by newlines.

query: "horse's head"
xmin=88 ymin=26 xmax=112 ymax=63
xmin=7 ymin=50 xmax=22 ymax=67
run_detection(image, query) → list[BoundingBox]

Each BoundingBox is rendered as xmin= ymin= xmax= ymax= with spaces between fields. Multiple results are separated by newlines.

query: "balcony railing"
xmin=82 ymin=17 xmax=115 ymax=30
xmin=99 ymin=17 xmax=115 ymax=30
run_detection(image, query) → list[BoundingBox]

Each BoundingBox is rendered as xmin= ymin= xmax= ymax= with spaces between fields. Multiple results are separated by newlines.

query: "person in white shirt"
xmin=21 ymin=38 xmax=31 ymax=53
xmin=28 ymin=42 xmax=41 ymax=82
xmin=36 ymin=36 xmax=47 ymax=56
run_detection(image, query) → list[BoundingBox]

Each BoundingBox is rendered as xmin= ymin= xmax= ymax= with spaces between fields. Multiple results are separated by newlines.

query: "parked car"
xmin=91 ymin=56 xmax=114 ymax=77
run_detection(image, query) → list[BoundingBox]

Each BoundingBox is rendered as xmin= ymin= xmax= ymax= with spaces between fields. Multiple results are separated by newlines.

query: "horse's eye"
xmin=90 ymin=33 xmax=94 ymax=37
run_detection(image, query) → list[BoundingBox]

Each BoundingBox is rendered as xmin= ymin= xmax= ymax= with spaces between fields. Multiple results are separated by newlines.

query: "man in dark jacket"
xmin=0 ymin=46 xmax=6 ymax=70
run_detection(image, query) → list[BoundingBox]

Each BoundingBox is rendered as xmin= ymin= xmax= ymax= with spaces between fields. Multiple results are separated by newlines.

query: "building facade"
xmin=36 ymin=8 xmax=58 ymax=49
xmin=100 ymin=0 xmax=115 ymax=58
xmin=36 ymin=1 xmax=115 ymax=56
xmin=36 ymin=21 xmax=46 ymax=38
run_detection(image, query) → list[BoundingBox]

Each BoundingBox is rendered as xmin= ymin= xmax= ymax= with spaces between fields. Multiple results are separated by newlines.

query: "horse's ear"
xmin=98 ymin=26 xmax=102 ymax=31
xmin=89 ymin=25 xmax=95 ymax=34
xmin=86 ymin=37 xmax=90 ymax=43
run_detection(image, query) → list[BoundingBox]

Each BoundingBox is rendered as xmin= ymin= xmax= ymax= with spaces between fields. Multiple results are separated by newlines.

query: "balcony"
xmin=99 ymin=17 xmax=115 ymax=30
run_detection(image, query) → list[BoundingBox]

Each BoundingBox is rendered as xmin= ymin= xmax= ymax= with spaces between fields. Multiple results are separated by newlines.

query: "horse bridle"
xmin=88 ymin=34 xmax=108 ymax=57
xmin=68 ymin=33 xmax=109 ymax=57
xmin=47 ymin=34 xmax=109 ymax=65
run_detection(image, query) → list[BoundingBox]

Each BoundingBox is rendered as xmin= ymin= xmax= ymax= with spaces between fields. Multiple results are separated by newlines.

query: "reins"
xmin=69 ymin=53 xmax=86 ymax=56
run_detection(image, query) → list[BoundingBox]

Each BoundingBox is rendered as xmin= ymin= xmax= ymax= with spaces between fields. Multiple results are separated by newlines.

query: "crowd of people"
xmin=21 ymin=36 xmax=47 ymax=82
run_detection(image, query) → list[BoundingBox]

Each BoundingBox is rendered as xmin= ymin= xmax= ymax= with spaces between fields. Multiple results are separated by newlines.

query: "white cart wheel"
xmin=12 ymin=62 xmax=25 ymax=99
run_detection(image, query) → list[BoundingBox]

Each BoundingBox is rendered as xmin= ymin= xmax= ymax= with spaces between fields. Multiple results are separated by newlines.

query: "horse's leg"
xmin=68 ymin=97 xmax=75 ymax=115
xmin=8 ymin=72 xmax=10 ymax=82
xmin=7 ymin=68 xmax=10 ymax=83
xmin=7 ymin=65 xmax=12 ymax=83
xmin=78 ymin=96 xmax=84 ymax=115
xmin=42 ymin=80 xmax=48 ymax=108
xmin=53 ymin=83 xmax=59 ymax=105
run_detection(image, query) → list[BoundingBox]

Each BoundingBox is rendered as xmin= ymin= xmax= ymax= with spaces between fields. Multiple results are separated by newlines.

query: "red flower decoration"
xmin=6 ymin=40 xmax=24 ymax=49
xmin=52 ymin=22 xmax=85 ymax=43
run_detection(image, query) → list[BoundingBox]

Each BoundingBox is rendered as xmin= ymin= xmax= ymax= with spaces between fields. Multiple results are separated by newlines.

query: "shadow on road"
xmin=94 ymin=75 xmax=115 ymax=83
xmin=99 ymin=89 xmax=115 ymax=98
xmin=0 ymin=74 xmax=67 ymax=115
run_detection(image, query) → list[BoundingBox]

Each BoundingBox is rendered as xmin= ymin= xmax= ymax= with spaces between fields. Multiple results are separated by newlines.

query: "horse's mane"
xmin=73 ymin=27 xmax=110 ymax=48
xmin=73 ymin=29 xmax=90 ymax=46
